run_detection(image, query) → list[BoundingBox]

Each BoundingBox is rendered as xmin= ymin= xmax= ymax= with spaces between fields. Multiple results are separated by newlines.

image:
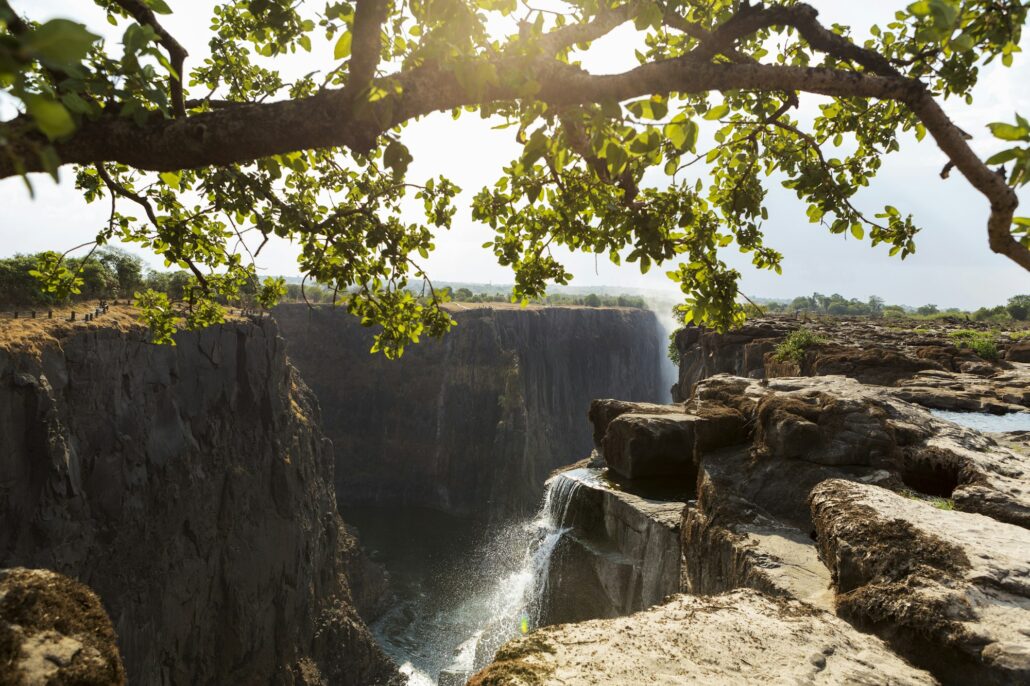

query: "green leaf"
xmin=23 ymin=95 xmax=75 ymax=140
xmin=704 ymin=104 xmax=729 ymax=121
xmin=143 ymin=0 xmax=173 ymax=14
xmin=160 ymin=171 xmax=181 ymax=189
xmin=850 ymin=223 xmax=865 ymax=240
xmin=985 ymin=148 xmax=1021 ymax=165
xmin=988 ymin=122 xmax=1029 ymax=141
xmin=383 ymin=140 xmax=412 ymax=177
xmin=334 ymin=32 xmax=352 ymax=60
xmin=23 ymin=19 xmax=100 ymax=68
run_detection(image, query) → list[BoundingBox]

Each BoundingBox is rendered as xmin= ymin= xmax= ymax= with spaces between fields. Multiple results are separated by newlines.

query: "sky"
xmin=1 ymin=1 xmax=1028 ymax=309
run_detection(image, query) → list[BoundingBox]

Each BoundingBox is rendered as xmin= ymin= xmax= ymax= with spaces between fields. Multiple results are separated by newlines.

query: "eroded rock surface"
xmin=469 ymin=589 xmax=938 ymax=685
xmin=697 ymin=375 xmax=1030 ymax=528
xmin=0 ymin=568 xmax=125 ymax=686
xmin=811 ymin=479 xmax=1030 ymax=685
xmin=672 ymin=316 xmax=1030 ymax=413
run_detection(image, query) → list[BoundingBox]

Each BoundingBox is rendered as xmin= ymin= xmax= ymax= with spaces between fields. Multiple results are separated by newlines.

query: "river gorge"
xmin=1 ymin=305 xmax=1028 ymax=684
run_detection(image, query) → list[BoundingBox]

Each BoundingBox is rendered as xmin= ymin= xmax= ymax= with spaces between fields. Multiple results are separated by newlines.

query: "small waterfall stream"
xmin=349 ymin=470 xmax=593 ymax=684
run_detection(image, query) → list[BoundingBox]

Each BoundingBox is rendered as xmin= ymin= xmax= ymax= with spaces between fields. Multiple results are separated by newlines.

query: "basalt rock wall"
xmin=274 ymin=304 xmax=665 ymax=516
xmin=0 ymin=318 xmax=399 ymax=686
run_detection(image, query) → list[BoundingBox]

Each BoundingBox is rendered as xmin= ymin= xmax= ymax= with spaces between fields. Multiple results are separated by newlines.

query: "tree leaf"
xmin=23 ymin=19 xmax=100 ymax=69
xmin=23 ymin=95 xmax=75 ymax=140
xmin=704 ymin=104 xmax=729 ymax=120
xmin=334 ymin=32 xmax=352 ymax=60
xmin=143 ymin=0 xmax=173 ymax=14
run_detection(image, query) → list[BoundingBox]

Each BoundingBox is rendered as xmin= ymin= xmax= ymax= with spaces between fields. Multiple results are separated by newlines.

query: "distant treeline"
xmin=0 ymin=251 xmax=649 ymax=311
xmin=439 ymin=287 xmax=647 ymax=308
xmin=0 ymin=250 xmax=267 ymax=309
xmin=761 ymin=292 xmax=1029 ymax=323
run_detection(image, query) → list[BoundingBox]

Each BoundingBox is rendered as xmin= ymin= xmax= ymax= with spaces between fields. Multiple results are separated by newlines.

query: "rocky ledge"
xmin=469 ymin=589 xmax=937 ymax=685
xmin=672 ymin=316 xmax=1030 ymax=412
xmin=485 ymin=371 xmax=1030 ymax=685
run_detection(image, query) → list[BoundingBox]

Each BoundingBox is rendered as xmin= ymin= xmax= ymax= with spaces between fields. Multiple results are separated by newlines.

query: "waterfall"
xmin=362 ymin=470 xmax=593 ymax=685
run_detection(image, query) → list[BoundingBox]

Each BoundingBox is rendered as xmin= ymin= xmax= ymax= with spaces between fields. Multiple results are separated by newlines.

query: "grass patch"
xmin=774 ymin=327 xmax=825 ymax=363
xmin=900 ymin=489 xmax=956 ymax=511
xmin=947 ymin=329 xmax=998 ymax=360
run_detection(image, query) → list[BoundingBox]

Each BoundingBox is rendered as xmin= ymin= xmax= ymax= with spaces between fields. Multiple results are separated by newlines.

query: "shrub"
xmin=947 ymin=329 xmax=998 ymax=360
xmin=774 ymin=328 xmax=825 ymax=363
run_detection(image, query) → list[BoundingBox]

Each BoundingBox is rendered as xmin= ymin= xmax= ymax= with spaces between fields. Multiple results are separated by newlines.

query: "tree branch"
xmin=110 ymin=0 xmax=189 ymax=117
xmin=349 ymin=0 xmax=390 ymax=94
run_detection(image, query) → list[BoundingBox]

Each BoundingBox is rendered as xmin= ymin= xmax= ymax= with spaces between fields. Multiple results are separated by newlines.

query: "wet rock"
xmin=0 ymin=568 xmax=125 ymax=686
xmin=540 ymin=469 xmax=687 ymax=625
xmin=811 ymin=479 xmax=1030 ymax=685
xmin=470 ymin=589 xmax=938 ymax=685
xmin=274 ymin=303 xmax=665 ymax=516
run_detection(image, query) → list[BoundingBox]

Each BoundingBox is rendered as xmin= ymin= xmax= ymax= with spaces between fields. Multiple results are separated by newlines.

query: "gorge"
xmin=2 ymin=307 xmax=1028 ymax=685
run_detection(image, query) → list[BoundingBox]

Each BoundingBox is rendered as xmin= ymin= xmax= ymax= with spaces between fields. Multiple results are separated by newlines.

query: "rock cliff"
xmin=274 ymin=303 xmax=665 ymax=516
xmin=0 ymin=315 xmax=400 ymax=685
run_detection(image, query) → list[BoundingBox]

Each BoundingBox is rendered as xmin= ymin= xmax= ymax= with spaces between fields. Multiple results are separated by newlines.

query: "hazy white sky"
xmin=1 ymin=1 xmax=1028 ymax=308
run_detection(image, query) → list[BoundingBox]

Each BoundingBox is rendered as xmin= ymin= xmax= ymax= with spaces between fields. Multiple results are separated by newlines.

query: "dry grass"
xmin=0 ymin=303 xmax=143 ymax=356
xmin=0 ymin=302 xmax=247 ymax=356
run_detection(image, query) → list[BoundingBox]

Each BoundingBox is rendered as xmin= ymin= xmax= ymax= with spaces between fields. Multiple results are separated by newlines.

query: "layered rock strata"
xmin=0 ymin=318 xmax=399 ymax=685
xmin=274 ymin=303 xmax=664 ymax=516
xmin=811 ymin=480 xmax=1030 ymax=685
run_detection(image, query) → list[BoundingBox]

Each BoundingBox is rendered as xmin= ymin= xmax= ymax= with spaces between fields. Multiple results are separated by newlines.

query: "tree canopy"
xmin=1 ymin=0 xmax=1028 ymax=355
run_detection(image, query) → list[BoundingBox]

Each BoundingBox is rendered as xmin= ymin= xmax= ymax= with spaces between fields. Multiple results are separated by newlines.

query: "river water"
xmin=929 ymin=409 xmax=1030 ymax=432
xmin=341 ymin=471 xmax=588 ymax=684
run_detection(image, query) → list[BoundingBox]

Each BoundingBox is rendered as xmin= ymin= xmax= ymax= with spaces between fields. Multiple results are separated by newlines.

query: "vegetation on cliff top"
xmin=2 ymin=0 xmax=1029 ymax=355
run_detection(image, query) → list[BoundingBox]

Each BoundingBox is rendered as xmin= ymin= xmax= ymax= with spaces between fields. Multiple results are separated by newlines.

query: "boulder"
xmin=601 ymin=412 xmax=700 ymax=480
xmin=810 ymin=479 xmax=1030 ymax=685
xmin=1004 ymin=340 xmax=1030 ymax=363
xmin=469 ymin=589 xmax=938 ymax=685
xmin=587 ymin=398 xmax=685 ymax=446
xmin=598 ymin=402 xmax=746 ymax=481
xmin=0 ymin=568 xmax=126 ymax=685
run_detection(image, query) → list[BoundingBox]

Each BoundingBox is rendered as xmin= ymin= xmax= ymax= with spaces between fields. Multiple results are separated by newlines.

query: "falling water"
xmin=350 ymin=470 xmax=593 ymax=685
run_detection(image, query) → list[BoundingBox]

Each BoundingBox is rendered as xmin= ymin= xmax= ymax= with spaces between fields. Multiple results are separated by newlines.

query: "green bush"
xmin=947 ymin=329 xmax=998 ymax=360
xmin=774 ymin=328 xmax=825 ymax=363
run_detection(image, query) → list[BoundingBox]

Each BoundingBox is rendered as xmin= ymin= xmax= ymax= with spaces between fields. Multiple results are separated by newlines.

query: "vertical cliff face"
xmin=0 ymin=318 xmax=400 ymax=686
xmin=274 ymin=304 xmax=665 ymax=516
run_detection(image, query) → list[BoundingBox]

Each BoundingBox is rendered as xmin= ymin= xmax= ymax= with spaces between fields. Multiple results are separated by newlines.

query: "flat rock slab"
xmin=811 ymin=479 xmax=1030 ymax=685
xmin=469 ymin=589 xmax=937 ymax=685
xmin=684 ymin=447 xmax=836 ymax=611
